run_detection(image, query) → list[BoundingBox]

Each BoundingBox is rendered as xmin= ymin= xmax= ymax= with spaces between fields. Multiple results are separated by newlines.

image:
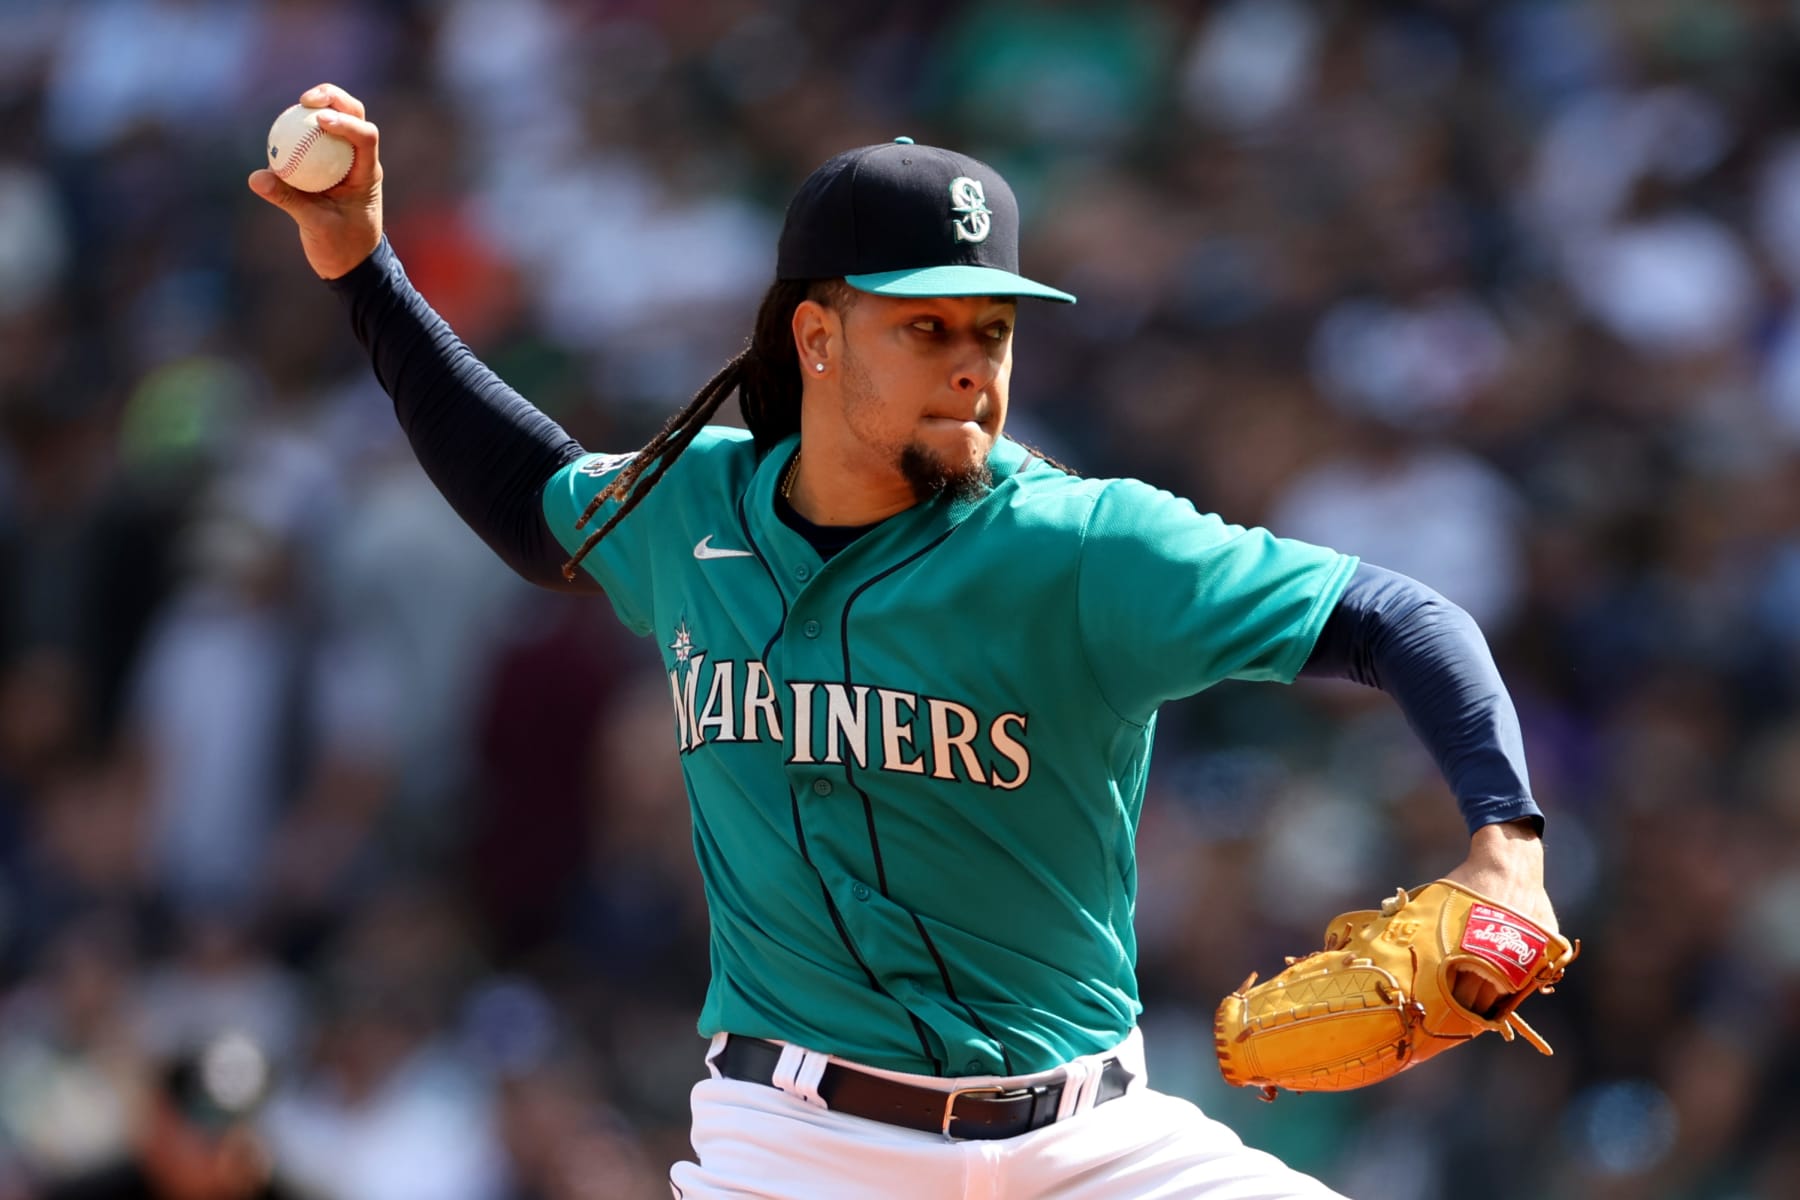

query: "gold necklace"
xmin=781 ymin=450 xmax=801 ymax=500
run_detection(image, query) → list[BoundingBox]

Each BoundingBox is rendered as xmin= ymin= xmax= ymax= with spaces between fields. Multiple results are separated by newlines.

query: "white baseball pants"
xmin=668 ymin=1030 xmax=1347 ymax=1199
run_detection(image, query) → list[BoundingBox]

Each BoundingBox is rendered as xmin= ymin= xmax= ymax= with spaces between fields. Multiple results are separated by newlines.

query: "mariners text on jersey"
xmin=666 ymin=629 xmax=1031 ymax=788
xmin=543 ymin=427 xmax=1356 ymax=1078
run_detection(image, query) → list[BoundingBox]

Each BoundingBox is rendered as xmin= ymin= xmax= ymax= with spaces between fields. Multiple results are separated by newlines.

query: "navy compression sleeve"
xmin=1301 ymin=562 xmax=1544 ymax=835
xmin=326 ymin=237 xmax=594 ymax=590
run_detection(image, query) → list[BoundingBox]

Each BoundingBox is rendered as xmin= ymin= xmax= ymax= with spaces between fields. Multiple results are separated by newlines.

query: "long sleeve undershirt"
xmin=327 ymin=237 xmax=594 ymax=590
xmin=1301 ymin=564 xmax=1542 ymax=834
xmin=329 ymin=236 xmax=1541 ymax=834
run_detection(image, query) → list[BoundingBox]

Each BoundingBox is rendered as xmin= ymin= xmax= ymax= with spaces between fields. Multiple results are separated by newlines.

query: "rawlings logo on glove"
xmin=1461 ymin=905 xmax=1547 ymax=984
xmin=1213 ymin=879 xmax=1578 ymax=1100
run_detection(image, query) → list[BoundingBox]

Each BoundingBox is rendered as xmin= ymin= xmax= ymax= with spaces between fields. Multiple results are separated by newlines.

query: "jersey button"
xmin=851 ymin=882 xmax=871 ymax=901
xmin=965 ymin=1059 xmax=984 ymax=1073
xmin=803 ymin=619 xmax=821 ymax=639
xmin=795 ymin=564 xmax=811 ymax=581
xmin=811 ymin=778 xmax=833 ymax=796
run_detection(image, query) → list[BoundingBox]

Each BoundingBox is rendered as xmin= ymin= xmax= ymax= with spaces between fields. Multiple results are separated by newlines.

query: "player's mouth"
xmin=922 ymin=397 xmax=995 ymax=431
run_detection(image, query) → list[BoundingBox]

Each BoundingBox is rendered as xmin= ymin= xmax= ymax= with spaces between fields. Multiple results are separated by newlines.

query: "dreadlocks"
xmin=557 ymin=280 xmax=1076 ymax=581
xmin=559 ymin=278 xmax=854 ymax=581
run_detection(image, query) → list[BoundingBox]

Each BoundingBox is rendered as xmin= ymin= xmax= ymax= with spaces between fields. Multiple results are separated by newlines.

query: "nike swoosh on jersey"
xmin=694 ymin=535 xmax=756 ymax=560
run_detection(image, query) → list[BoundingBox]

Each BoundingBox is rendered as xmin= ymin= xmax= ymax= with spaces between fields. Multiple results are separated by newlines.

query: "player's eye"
xmin=985 ymin=322 xmax=1012 ymax=341
xmin=910 ymin=318 xmax=942 ymax=334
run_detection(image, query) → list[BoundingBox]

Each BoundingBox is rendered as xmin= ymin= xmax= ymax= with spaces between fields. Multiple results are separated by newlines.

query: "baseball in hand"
xmin=266 ymin=103 xmax=354 ymax=193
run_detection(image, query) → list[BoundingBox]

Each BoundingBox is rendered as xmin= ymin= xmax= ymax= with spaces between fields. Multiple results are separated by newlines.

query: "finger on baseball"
xmin=311 ymin=110 xmax=380 ymax=183
xmin=300 ymin=82 xmax=366 ymax=120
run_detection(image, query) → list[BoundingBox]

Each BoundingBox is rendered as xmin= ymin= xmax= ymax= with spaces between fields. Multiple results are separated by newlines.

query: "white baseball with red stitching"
xmin=266 ymin=103 xmax=354 ymax=193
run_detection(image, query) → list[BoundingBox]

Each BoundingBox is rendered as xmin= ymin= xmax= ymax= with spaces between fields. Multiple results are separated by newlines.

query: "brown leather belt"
xmin=713 ymin=1036 xmax=1135 ymax=1140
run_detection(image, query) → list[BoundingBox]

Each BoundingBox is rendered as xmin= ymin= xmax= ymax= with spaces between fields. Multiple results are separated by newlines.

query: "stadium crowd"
xmin=0 ymin=0 xmax=1797 ymax=1196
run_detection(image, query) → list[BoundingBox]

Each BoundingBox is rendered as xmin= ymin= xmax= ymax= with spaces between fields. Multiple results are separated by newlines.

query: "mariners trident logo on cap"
xmin=949 ymin=178 xmax=991 ymax=244
xmin=774 ymin=139 xmax=1075 ymax=303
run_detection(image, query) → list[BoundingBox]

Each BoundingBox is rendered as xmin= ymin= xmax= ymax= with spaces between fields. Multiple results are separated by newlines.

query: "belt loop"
xmin=705 ymin=1033 xmax=730 ymax=1080
xmin=772 ymin=1042 xmax=829 ymax=1109
xmin=1054 ymin=1056 xmax=1102 ymax=1121
xmin=1076 ymin=1058 xmax=1105 ymax=1114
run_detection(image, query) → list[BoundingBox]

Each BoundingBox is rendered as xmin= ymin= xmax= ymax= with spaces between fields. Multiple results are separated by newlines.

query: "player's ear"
xmin=792 ymin=299 xmax=836 ymax=377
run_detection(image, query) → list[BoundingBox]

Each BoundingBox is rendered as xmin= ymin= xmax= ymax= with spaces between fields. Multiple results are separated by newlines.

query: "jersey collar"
xmin=743 ymin=433 xmax=1032 ymax=586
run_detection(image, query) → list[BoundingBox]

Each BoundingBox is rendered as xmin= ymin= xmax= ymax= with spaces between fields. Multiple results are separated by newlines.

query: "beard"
xmin=899 ymin=443 xmax=993 ymax=505
xmin=841 ymin=340 xmax=995 ymax=506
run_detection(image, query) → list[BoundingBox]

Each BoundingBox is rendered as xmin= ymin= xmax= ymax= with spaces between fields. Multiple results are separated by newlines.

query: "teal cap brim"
xmin=844 ymin=265 xmax=1076 ymax=304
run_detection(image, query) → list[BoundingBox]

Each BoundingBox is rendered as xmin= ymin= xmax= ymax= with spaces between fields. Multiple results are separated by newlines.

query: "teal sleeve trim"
xmin=1266 ymin=550 xmax=1360 ymax=685
xmin=540 ymin=457 xmax=653 ymax=635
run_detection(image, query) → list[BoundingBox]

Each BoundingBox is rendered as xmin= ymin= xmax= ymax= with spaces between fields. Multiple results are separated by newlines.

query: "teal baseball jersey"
xmin=542 ymin=429 xmax=1357 ymax=1077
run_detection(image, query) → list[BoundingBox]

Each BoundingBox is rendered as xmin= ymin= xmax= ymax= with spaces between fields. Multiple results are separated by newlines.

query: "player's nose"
xmin=951 ymin=350 xmax=997 ymax=394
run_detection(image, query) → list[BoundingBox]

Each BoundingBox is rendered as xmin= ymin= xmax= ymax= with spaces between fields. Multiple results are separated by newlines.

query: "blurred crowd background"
xmin=0 ymin=0 xmax=1798 ymax=1196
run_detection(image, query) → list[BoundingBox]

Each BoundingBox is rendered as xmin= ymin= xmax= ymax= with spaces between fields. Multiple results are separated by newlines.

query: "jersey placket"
xmin=740 ymin=444 xmax=1035 ymax=1076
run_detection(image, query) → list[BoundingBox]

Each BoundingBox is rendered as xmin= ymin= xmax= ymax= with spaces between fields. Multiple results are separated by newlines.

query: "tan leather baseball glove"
xmin=1214 ymin=878 xmax=1578 ymax=1100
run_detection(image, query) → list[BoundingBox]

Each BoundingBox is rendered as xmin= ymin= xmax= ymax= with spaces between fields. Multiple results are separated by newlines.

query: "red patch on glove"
xmin=1459 ymin=904 xmax=1549 ymax=989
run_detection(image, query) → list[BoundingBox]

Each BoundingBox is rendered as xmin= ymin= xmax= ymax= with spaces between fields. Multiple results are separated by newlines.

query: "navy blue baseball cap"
xmin=776 ymin=138 xmax=1076 ymax=304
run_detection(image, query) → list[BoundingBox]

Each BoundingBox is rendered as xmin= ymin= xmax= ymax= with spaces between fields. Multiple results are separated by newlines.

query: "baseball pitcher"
xmin=250 ymin=85 xmax=1572 ymax=1199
